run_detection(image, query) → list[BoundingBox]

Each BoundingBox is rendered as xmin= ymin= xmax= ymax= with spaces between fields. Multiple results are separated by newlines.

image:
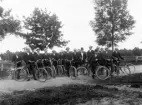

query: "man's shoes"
xmin=34 ymin=78 xmax=37 ymax=80
xmin=92 ymin=74 xmax=95 ymax=79
xmin=27 ymin=78 xmax=30 ymax=81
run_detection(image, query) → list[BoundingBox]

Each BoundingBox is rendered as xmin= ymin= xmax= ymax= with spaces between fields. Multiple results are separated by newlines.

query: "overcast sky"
xmin=0 ymin=0 xmax=142 ymax=53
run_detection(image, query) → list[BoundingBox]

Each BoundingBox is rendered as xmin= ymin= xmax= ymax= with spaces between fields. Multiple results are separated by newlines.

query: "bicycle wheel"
xmin=62 ymin=65 xmax=66 ymax=75
xmin=36 ymin=68 xmax=48 ymax=82
xmin=87 ymin=66 xmax=92 ymax=76
xmin=95 ymin=66 xmax=110 ymax=80
xmin=76 ymin=67 xmax=88 ymax=77
xmin=125 ymin=63 xmax=135 ymax=74
xmin=11 ymin=70 xmax=15 ymax=80
xmin=51 ymin=66 xmax=57 ymax=78
xmin=15 ymin=68 xmax=27 ymax=81
xmin=45 ymin=66 xmax=53 ymax=80
xmin=120 ymin=66 xmax=131 ymax=75
xmin=57 ymin=65 xmax=63 ymax=76
xmin=69 ymin=66 xmax=77 ymax=79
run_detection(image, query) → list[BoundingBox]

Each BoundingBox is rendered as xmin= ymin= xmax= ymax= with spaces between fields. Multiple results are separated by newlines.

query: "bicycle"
xmin=34 ymin=59 xmax=49 ymax=82
xmin=111 ymin=58 xmax=135 ymax=76
xmin=49 ymin=58 xmax=57 ymax=78
xmin=14 ymin=60 xmax=49 ymax=82
xmin=94 ymin=59 xmax=111 ymax=80
xmin=76 ymin=60 xmax=89 ymax=77
xmin=65 ymin=59 xmax=77 ymax=79
xmin=42 ymin=59 xmax=54 ymax=79
xmin=95 ymin=58 xmax=135 ymax=80
xmin=119 ymin=59 xmax=136 ymax=75
xmin=56 ymin=59 xmax=64 ymax=76
xmin=14 ymin=60 xmax=29 ymax=81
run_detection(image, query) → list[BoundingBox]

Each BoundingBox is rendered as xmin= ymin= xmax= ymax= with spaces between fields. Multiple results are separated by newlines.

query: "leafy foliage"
xmin=90 ymin=0 xmax=135 ymax=50
xmin=23 ymin=8 xmax=68 ymax=51
xmin=0 ymin=6 xmax=21 ymax=40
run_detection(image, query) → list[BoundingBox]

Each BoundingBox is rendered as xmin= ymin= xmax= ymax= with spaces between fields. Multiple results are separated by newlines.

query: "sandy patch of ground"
xmin=0 ymin=77 xmax=86 ymax=93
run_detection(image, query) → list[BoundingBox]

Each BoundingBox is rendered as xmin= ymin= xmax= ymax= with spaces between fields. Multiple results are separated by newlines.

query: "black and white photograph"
xmin=0 ymin=0 xmax=142 ymax=104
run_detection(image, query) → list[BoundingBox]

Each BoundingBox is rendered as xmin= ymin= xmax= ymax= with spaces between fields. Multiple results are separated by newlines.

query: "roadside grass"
xmin=1 ymin=83 xmax=142 ymax=105
xmin=89 ymin=73 xmax=142 ymax=85
xmin=0 ymin=84 xmax=116 ymax=105
xmin=1 ymin=79 xmax=142 ymax=105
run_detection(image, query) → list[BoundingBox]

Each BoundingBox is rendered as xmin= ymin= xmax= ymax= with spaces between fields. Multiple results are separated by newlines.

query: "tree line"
xmin=0 ymin=0 xmax=136 ymax=56
xmin=0 ymin=3 xmax=69 ymax=53
xmin=1 ymin=47 xmax=142 ymax=61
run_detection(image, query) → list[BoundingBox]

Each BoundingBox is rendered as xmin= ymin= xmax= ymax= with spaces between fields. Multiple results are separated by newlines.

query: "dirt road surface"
xmin=0 ymin=64 xmax=142 ymax=94
xmin=0 ymin=77 xmax=88 ymax=93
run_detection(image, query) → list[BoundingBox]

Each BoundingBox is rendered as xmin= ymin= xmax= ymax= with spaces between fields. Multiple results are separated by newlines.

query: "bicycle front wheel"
xmin=51 ymin=66 xmax=57 ymax=78
xmin=125 ymin=63 xmax=135 ymax=74
xmin=57 ymin=65 xmax=63 ymax=76
xmin=14 ymin=68 xmax=28 ymax=81
xmin=69 ymin=66 xmax=77 ymax=79
xmin=95 ymin=66 xmax=110 ymax=80
xmin=36 ymin=68 xmax=48 ymax=82
xmin=76 ymin=67 xmax=88 ymax=77
xmin=61 ymin=65 xmax=66 ymax=75
xmin=45 ymin=66 xmax=53 ymax=80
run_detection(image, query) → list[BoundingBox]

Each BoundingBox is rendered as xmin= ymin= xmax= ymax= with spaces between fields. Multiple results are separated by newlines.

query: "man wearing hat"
xmin=78 ymin=47 xmax=87 ymax=65
xmin=22 ymin=47 xmax=37 ymax=81
xmin=87 ymin=46 xmax=94 ymax=63
xmin=64 ymin=47 xmax=73 ymax=77
xmin=72 ymin=49 xmax=80 ymax=68
xmin=51 ymin=50 xmax=59 ymax=73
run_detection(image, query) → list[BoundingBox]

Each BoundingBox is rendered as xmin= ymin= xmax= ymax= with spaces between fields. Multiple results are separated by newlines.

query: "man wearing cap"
xmin=51 ymin=50 xmax=59 ymax=73
xmin=23 ymin=48 xmax=37 ymax=81
xmin=72 ymin=49 xmax=80 ymax=68
xmin=87 ymin=46 xmax=94 ymax=63
xmin=88 ymin=48 xmax=102 ymax=79
xmin=78 ymin=47 xmax=87 ymax=65
xmin=64 ymin=47 xmax=73 ymax=77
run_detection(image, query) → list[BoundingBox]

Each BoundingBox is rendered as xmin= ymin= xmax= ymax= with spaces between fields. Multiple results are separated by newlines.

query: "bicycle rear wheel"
xmin=95 ymin=66 xmax=110 ymax=80
xmin=76 ymin=67 xmax=88 ymax=77
xmin=51 ymin=66 xmax=57 ymax=78
xmin=45 ymin=66 xmax=53 ymax=80
xmin=87 ymin=67 xmax=92 ymax=76
xmin=57 ymin=65 xmax=63 ymax=76
xmin=62 ymin=65 xmax=66 ymax=75
xmin=36 ymin=68 xmax=48 ymax=82
xmin=125 ymin=63 xmax=135 ymax=74
xmin=69 ymin=66 xmax=77 ymax=79
xmin=15 ymin=68 xmax=27 ymax=81
xmin=120 ymin=66 xmax=131 ymax=75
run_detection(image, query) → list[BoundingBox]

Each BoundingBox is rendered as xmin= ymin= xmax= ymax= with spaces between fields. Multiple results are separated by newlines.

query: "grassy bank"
xmin=0 ymin=84 xmax=117 ymax=105
xmin=89 ymin=73 xmax=142 ymax=86
xmin=1 ymin=83 xmax=142 ymax=105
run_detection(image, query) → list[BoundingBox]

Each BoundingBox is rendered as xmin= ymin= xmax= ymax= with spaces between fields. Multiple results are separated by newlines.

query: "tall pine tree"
xmin=90 ymin=0 xmax=135 ymax=51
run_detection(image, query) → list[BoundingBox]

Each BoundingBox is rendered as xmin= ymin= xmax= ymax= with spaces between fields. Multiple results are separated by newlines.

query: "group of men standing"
xmin=12 ymin=46 xmax=124 ymax=79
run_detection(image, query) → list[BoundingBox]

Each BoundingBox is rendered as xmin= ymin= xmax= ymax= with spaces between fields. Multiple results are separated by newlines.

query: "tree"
xmin=132 ymin=47 xmax=142 ymax=56
xmin=23 ymin=8 xmax=68 ymax=51
xmin=0 ymin=6 xmax=21 ymax=41
xmin=90 ymin=0 xmax=135 ymax=51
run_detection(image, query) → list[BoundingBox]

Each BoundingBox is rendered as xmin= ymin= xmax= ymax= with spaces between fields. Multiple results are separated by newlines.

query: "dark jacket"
xmin=78 ymin=51 xmax=87 ymax=62
xmin=112 ymin=51 xmax=124 ymax=60
xmin=87 ymin=50 xmax=94 ymax=62
xmin=33 ymin=53 xmax=41 ymax=61
xmin=72 ymin=52 xmax=80 ymax=61
xmin=12 ymin=54 xmax=21 ymax=62
xmin=22 ymin=53 xmax=34 ymax=63
xmin=58 ymin=53 xmax=65 ymax=60
xmin=51 ymin=53 xmax=59 ymax=61
xmin=96 ymin=52 xmax=104 ymax=61
xmin=64 ymin=52 xmax=73 ymax=60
